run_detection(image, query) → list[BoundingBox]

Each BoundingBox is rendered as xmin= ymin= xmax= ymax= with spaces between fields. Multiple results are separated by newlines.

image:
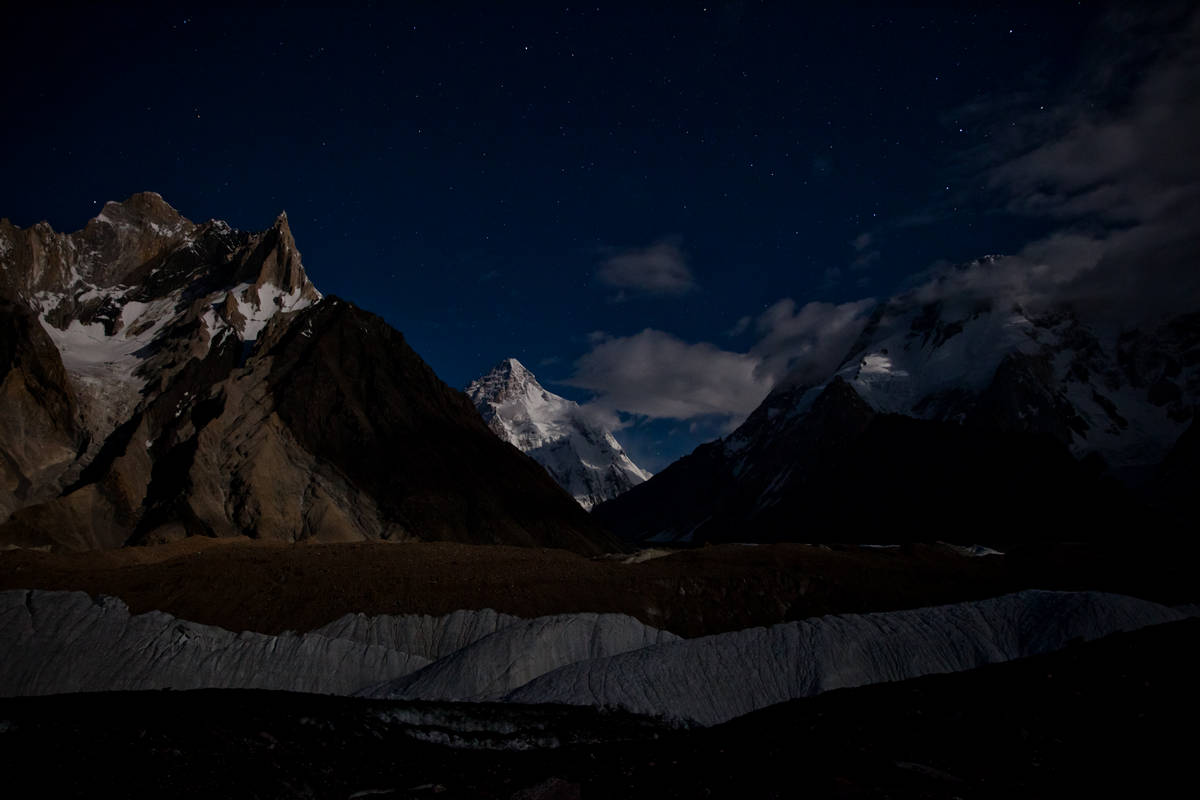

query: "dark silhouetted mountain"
xmin=595 ymin=264 xmax=1197 ymax=544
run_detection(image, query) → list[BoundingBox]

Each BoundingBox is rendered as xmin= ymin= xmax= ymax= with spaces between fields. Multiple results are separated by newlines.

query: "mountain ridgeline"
xmin=595 ymin=270 xmax=1199 ymax=544
xmin=0 ymin=194 xmax=613 ymax=554
xmin=466 ymin=358 xmax=651 ymax=509
xmin=3 ymin=195 xmax=1195 ymax=553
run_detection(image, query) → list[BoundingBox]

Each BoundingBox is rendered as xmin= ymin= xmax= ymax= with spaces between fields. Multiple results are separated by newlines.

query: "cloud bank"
xmin=572 ymin=5 xmax=1200 ymax=433
xmin=567 ymin=329 xmax=771 ymax=422
xmin=975 ymin=4 xmax=1200 ymax=323
xmin=567 ymin=298 xmax=874 ymax=428
xmin=596 ymin=239 xmax=696 ymax=295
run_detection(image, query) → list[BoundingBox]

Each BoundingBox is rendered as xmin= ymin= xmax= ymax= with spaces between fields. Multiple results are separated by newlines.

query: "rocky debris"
xmin=5 ymin=537 xmax=1199 ymax=640
xmin=466 ymin=358 xmax=651 ymax=509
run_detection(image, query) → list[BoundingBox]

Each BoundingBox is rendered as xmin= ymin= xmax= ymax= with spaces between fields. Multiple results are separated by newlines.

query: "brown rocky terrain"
xmin=1 ymin=538 xmax=1195 ymax=637
xmin=0 ymin=195 xmax=611 ymax=554
xmin=0 ymin=299 xmax=87 ymax=518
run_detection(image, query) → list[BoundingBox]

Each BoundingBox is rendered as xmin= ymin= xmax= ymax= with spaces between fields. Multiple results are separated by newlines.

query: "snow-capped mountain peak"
xmin=466 ymin=358 xmax=651 ymax=509
xmin=0 ymin=194 xmax=322 ymax=451
xmin=822 ymin=294 xmax=1197 ymax=472
xmin=596 ymin=255 xmax=1198 ymax=544
xmin=2 ymin=195 xmax=611 ymax=553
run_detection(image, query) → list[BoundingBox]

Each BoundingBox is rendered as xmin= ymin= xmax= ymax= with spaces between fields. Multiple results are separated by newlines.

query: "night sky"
xmin=3 ymin=3 xmax=1197 ymax=470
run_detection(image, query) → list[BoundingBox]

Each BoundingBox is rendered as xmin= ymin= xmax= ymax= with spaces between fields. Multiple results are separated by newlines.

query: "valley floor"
xmin=1 ymin=617 xmax=1194 ymax=799
xmin=3 ymin=538 xmax=1196 ymax=798
xmin=2 ymin=537 xmax=1197 ymax=637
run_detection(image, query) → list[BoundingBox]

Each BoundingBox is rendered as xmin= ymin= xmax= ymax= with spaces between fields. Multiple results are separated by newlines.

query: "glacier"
xmin=0 ymin=588 xmax=1189 ymax=728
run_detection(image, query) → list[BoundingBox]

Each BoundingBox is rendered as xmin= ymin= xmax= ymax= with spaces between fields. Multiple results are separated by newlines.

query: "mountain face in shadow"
xmin=595 ymin=272 xmax=1198 ymax=545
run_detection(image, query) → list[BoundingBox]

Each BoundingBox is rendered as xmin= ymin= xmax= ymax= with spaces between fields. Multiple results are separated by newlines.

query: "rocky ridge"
xmin=596 ymin=259 xmax=1199 ymax=543
xmin=0 ymin=194 xmax=610 ymax=553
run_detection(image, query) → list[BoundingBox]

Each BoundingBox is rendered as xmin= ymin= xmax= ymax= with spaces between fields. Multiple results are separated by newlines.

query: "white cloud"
xmin=566 ymin=298 xmax=875 ymax=427
xmin=976 ymin=4 xmax=1200 ymax=323
xmin=567 ymin=329 xmax=772 ymax=422
xmin=596 ymin=239 xmax=696 ymax=295
xmin=749 ymin=298 xmax=876 ymax=387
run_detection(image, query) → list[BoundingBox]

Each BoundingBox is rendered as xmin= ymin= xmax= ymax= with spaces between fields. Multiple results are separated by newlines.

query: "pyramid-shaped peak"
xmin=480 ymin=357 xmax=541 ymax=386
xmin=466 ymin=357 xmax=549 ymax=406
xmin=465 ymin=356 xmax=652 ymax=508
xmin=500 ymin=357 xmax=534 ymax=378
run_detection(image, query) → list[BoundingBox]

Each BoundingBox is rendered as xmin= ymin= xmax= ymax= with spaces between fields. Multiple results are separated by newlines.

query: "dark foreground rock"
xmin=0 ymin=618 xmax=1194 ymax=798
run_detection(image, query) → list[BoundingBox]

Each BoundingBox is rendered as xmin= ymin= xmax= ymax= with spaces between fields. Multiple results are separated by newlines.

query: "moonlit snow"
xmin=1 ymin=589 xmax=1187 ymax=728
xmin=466 ymin=358 xmax=652 ymax=508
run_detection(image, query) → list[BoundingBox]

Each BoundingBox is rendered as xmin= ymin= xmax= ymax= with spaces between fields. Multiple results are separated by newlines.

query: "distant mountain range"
xmin=595 ymin=258 xmax=1198 ymax=543
xmin=466 ymin=358 xmax=650 ymax=509
xmin=3 ymin=194 xmax=1195 ymax=553
xmin=0 ymin=194 xmax=612 ymax=553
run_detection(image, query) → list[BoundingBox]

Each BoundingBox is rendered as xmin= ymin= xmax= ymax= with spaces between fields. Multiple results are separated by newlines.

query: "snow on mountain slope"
xmin=822 ymin=293 xmax=1198 ymax=472
xmin=728 ymin=257 xmax=1199 ymax=476
xmin=466 ymin=358 xmax=651 ymax=509
xmin=596 ymin=257 xmax=1198 ymax=544
xmin=2 ymin=195 xmax=613 ymax=554
xmin=1 ymin=193 xmax=321 ymax=447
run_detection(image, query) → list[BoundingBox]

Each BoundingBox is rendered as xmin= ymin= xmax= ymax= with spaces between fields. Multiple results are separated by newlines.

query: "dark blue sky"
xmin=4 ymin=3 xmax=1192 ymax=470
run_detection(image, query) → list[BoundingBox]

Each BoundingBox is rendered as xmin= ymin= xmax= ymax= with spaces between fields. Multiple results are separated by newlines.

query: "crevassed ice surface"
xmin=1 ymin=589 xmax=1187 ymax=729
xmin=357 ymin=612 xmax=681 ymax=701
xmin=313 ymin=607 xmax=523 ymax=661
xmin=0 ymin=590 xmax=431 ymax=696
xmin=503 ymin=590 xmax=1187 ymax=725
